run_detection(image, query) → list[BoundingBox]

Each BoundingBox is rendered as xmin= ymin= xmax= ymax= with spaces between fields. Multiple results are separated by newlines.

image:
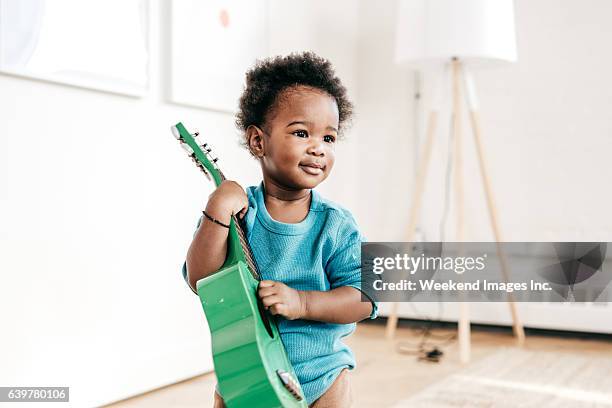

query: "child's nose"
xmin=307 ymin=139 xmax=325 ymax=156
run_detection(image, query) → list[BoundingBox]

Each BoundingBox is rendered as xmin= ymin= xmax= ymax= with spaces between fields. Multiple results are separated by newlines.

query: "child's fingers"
xmin=269 ymin=303 xmax=286 ymax=316
xmin=258 ymin=286 xmax=276 ymax=298
xmin=262 ymin=295 xmax=282 ymax=308
xmin=259 ymin=280 xmax=276 ymax=288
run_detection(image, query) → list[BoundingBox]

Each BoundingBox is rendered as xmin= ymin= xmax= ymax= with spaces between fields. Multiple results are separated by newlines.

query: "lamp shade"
xmin=395 ymin=0 xmax=517 ymax=70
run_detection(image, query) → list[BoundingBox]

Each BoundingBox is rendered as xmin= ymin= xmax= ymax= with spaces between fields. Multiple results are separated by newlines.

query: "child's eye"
xmin=324 ymin=135 xmax=336 ymax=143
xmin=293 ymin=130 xmax=308 ymax=138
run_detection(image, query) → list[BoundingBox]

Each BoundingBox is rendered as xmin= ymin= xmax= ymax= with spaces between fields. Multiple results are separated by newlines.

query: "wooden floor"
xmin=106 ymin=320 xmax=612 ymax=407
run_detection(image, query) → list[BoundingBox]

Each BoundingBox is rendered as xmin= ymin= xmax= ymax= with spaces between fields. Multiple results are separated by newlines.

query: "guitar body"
xmin=172 ymin=122 xmax=307 ymax=408
xmin=199 ymin=262 xmax=304 ymax=407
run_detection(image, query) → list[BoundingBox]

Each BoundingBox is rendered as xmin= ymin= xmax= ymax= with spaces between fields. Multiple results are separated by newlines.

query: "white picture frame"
xmin=0 ymin=0 xmax=149 ymax=97
xmin=169 ymin=0 xmax=269 ymax=113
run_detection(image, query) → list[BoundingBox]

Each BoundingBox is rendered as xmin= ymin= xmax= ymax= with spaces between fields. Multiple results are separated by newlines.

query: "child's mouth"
xmin=299 ymin=164 xmax=324 ymax=175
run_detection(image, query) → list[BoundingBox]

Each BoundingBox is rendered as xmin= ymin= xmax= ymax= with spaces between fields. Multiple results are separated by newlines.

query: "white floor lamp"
xmin=386 ymin=0 xmax=526 ymax=363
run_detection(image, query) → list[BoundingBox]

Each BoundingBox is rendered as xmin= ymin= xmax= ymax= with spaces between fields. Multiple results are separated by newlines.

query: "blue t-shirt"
xmin=183 ymin=182 xmax=377 ymax=404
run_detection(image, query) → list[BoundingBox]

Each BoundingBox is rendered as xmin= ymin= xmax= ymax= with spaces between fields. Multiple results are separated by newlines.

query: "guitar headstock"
xmin=171 ymin=122 xmax=224 ymax=187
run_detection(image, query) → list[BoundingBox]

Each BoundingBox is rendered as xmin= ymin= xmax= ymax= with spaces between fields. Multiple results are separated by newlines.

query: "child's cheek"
xmin=326 ymin=153 xmax=336 ymax=172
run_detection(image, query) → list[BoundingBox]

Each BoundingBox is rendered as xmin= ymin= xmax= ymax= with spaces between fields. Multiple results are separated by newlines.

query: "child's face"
xmin=255 ymin=86 xmax=339 ymax=190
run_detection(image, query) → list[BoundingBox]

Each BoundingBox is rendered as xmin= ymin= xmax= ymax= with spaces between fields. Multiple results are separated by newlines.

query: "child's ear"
xmin=246 ymin=125 xmax=265 ymax=158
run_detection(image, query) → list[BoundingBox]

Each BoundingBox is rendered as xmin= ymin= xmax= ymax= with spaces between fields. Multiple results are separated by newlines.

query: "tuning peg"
xmin=192 ymin=132 xmax=204 ymax=144
xmin=203 ymin=142 xmax=212 ymax=150
xmin=196 ymin=138 xmax=210 ymax=151
xmin=170 ymin=125 xmax=180 ymax=140
xmin=180 ymin=142 xmax=194 ymax=156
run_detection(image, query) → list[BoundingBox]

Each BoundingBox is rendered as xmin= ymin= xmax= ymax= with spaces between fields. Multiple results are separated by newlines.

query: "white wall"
xmin=350 ymin=0 xmax=416 ymax=241
xmin=0 ymin=1 xmax=228 ymax=405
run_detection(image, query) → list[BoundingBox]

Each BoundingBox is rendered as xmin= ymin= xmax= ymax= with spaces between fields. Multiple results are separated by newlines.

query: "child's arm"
xmin=258 ymin=281 xmax=372 ymax=324
xmin=185 ymin=180 xmax=248 ymax=292
xmin=302 ymin=286 xmax=372 ymax=323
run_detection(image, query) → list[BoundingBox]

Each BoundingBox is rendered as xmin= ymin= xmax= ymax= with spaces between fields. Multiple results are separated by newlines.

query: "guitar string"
xmin=233 ymin=214 xmax=261 ymax=280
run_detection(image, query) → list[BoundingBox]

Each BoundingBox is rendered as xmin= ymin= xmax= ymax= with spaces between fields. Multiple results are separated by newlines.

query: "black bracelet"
xmin=202 ymin=210 xmax=230 ymax=229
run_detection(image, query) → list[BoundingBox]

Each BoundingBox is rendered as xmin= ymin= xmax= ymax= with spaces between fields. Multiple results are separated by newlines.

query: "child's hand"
xmin=207 ymin=180 xmax=248 ymax=219
xmin=258 ymin=280 xmax=307 ymax=320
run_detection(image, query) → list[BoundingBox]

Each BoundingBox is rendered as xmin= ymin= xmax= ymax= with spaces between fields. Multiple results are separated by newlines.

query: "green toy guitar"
xmin=171 ymin=122 xmax=307 ymax=408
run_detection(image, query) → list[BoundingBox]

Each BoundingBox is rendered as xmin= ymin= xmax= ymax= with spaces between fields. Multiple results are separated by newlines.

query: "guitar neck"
xmin=172 ymin=122 xmax=261 ymax=280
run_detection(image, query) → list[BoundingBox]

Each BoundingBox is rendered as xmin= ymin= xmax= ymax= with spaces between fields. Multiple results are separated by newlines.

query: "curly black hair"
xmin=235 ymin=52 xmax=354 ymax=152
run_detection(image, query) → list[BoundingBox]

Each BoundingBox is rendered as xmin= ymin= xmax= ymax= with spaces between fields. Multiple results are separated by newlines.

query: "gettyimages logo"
xmin=371 ymin=252 xmax=487 ymax=275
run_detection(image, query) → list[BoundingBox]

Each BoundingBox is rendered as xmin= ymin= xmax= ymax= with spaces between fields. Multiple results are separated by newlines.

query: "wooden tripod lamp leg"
xmin=385 ymin=67 xmax=450 ymax=340
xmin=385 ymin=108 xmax=438 ymax=340
xmin=462 ymin=67 xmax=526 ymax=345
xmin=451 ymin=59 xmax=472 ymax=364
